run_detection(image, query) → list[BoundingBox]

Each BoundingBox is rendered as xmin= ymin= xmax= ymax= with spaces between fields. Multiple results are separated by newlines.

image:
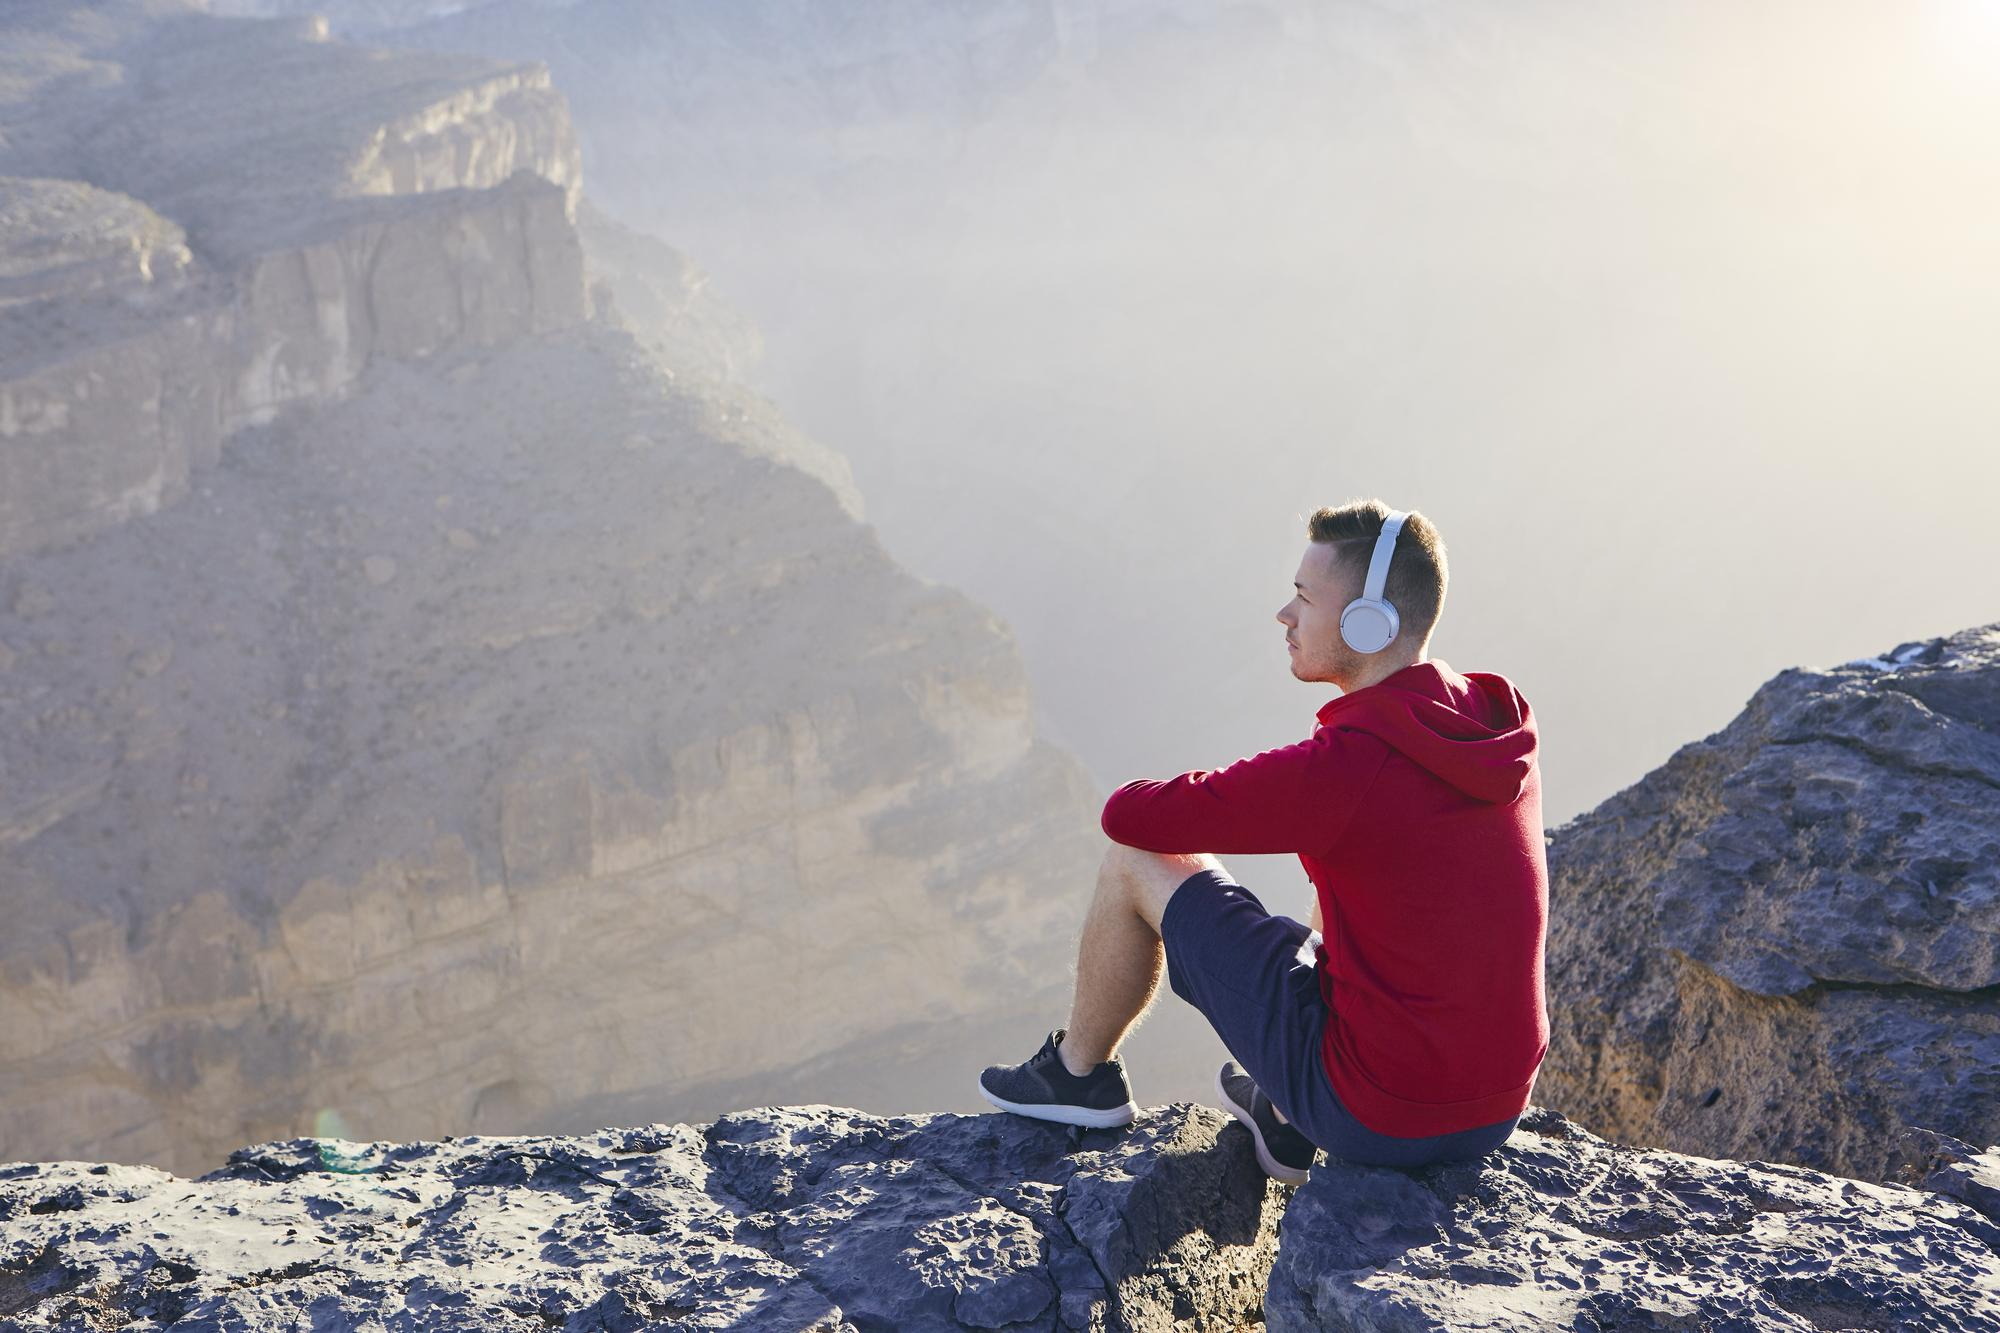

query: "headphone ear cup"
xmin=1340 ymin=599 xmax=1400 ymax=654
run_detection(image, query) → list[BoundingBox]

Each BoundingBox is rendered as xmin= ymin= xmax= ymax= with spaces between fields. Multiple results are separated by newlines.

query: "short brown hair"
xmin=1306 ymin=499 xmax=1448 ymax=645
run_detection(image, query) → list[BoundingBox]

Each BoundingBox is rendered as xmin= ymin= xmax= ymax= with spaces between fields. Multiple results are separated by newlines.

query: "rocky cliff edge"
xmin=1540 ymin=622 xmax=2000 ymax=1181
xmin=3 ymin=1102 xmax=1997 ymax=1332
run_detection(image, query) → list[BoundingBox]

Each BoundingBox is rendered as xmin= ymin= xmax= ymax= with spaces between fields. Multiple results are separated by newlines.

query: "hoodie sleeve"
xmin=1100 ymin=726 xmax=1390 ymax=856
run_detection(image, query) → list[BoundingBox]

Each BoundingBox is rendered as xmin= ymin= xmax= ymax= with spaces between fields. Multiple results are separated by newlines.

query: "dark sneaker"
xmin=979 ymin=1029 xmax=1139 ymax=1129
xmin=1216 ymin=1061 xmax=1316 ymax=1186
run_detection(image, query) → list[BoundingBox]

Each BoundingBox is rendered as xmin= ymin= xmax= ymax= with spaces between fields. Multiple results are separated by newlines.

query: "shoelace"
xmin=1036 ymin=1035 xmax=1117 ymax=1083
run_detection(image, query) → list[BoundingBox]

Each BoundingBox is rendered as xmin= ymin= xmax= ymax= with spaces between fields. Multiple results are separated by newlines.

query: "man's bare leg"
xmin=1057 ymin=843 xmax=1223 ymax=1076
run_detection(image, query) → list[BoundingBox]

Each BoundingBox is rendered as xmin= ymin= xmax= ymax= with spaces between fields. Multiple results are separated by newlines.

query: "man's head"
xmin=1277 ymin=499 xmax=1448 ymax=692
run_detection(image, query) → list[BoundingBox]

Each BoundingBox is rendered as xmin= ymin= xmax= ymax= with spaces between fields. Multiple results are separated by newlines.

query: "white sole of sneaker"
xmin=977 ymin=1080 xmax=1138 ymax=1129
xmin=1215 ymin=1068 xmax=1312 ymax=1186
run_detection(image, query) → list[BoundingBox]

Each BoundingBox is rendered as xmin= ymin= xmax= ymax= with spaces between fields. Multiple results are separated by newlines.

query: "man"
xmin=979 ymin=499 xmax=1549 ymax=1182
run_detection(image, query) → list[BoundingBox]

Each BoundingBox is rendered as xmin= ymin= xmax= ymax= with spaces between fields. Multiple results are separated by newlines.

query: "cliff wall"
xmin=0 ymin=3 xmax=1101 ymax=1174
xmin=0 ymin=3 xmax=584 ymax=561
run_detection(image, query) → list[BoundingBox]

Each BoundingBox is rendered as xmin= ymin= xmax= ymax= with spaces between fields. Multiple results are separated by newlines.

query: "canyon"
xmin=3 ymin=5 xmax=1996 ymax=1328
xmin=1 ymin=1 xmax=1103 ymax=1176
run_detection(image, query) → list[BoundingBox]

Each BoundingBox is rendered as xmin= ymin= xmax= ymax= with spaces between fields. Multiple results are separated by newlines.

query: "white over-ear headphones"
xmin=1338 ymin=509 xmax=1408 ymax=654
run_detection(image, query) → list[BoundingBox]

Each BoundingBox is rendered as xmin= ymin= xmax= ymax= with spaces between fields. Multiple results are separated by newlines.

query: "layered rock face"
xmin=0 ymin=1104 xmax=1283 ymax=1332
xmin=1538 ymin=623 xmax=2000 ymax=1181
xmin=0 ymin=320 xmax=1100 ymax=1174
xmin=0 ymin=3 xmax=1104 ymax=1176
xmin=0 ymin=2 xmax=583 ymax=561
xmin=4 ymin=1103 xmax=1995 ymax=1331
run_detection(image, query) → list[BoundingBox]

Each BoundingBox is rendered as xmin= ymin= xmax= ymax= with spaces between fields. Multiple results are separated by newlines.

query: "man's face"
xmin=1276 ymin=541 xmax=1360 ymax=686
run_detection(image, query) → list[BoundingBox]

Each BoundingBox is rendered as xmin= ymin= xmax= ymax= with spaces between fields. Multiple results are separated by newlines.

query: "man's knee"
xmin=1101 ymin=842 xmax=1227 ymax=931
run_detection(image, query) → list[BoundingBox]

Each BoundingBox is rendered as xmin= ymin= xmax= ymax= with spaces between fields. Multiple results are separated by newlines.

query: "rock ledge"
xmin=0 ymin=1102 xmax=1283 ymax=1332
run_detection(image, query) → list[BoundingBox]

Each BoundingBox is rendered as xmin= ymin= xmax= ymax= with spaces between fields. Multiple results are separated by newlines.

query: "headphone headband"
xmin=1361 ymin=510 xmax=1408 ymax=602
xmin=1338 ymin=508 xmax=1409 ymax=655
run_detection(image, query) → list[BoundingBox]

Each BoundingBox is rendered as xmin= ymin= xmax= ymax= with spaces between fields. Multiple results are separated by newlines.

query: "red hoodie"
xmin=1099 ymin=659 xmax=1550 ymax=1137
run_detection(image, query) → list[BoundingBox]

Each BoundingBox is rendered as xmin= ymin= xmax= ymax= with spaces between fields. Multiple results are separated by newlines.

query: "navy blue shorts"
xmin=1160 ymin=868 xmax=1520 ymax=1169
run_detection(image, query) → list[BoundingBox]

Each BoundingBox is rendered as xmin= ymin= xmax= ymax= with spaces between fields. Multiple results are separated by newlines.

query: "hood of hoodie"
xmin=1316 ymin=659 xmax=1536 ymax=803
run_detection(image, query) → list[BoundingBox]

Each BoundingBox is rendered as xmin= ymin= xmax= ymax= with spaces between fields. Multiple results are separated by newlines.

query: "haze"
xmin=328 ymin=0 xmax=2000 ymax=909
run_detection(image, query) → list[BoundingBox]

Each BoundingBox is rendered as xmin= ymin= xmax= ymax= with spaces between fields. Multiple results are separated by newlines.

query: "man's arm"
xmin=1100 ymin=727 xmax=1388 ymax=856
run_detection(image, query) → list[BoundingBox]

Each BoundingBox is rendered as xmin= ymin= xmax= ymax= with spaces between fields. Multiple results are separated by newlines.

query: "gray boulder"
xmin=1266 ymin=1105 xmax=2000 ymax=1332
xmin=0 ymin=1103 xmax=1284 ymax=1331
xmin=1539 ymin=622 xmax=2000 ymax=1180
xmin=1896 ymin=1125 xmax=2000 ymax=1227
